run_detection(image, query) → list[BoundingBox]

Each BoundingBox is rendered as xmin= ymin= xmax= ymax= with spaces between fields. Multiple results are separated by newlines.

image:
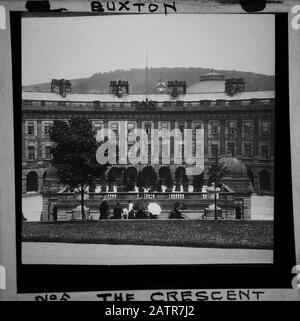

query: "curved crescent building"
xmin=22 ymin=71 xmax=275 ymax=219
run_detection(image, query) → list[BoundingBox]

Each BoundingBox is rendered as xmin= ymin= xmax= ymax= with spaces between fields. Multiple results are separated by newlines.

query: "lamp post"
xmin=214 ymin=183 xmax=217 ymax=220
xmin=213 ymin=155 xmax=222 ymax=220
xmin=214 ymin=156 xmax=218 ymax=220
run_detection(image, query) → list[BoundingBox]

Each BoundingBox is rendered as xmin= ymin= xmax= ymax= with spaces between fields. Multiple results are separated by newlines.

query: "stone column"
xmin=22 ymin=120 xmax=26 ymax=160
xmin=38 ymin=172 xmax=43 ymax=193
xmin=204 ymin=120 xmax=208 ymax=160
xmin=270 ymin=117 xmax=275 ymax=159
xmin=22 ymin=173 xmax=27 ymax=195
xmin=253 ymin=119 xmax=259 ymax=157
xmin=220 ymin=119 xmax=225 ymax=156
xmin=270 ymin=169 xmax=275 ymax=194
xmin=170 ymin=120 xmax=175 ymax=165
xmin=185 ymin=119 xmax=192 ymax=166
xmin=37 ymin=120 xmax=43 ymax=159
xmin=236 ymin=119 xmax=242 ymax=157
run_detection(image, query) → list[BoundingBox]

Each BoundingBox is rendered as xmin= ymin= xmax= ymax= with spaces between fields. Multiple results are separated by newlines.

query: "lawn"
xmin=22 ymin=220 xmax=273 ymax=249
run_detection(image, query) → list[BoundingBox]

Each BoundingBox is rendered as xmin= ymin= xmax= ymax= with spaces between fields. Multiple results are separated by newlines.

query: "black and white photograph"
xmin=20 ymin=13 xmax=275 ymax=266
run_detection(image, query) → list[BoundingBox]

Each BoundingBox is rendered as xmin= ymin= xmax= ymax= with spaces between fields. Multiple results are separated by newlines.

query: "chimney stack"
xmin=51 ymin=79 xmax=71 ymax=97
xmin=167 ymin=80 xmax=186 ymax=98
xmin=109 ymin=80 xmax=129 ymax=97
xmin=225 ymin=78 xmax=245 ymax=96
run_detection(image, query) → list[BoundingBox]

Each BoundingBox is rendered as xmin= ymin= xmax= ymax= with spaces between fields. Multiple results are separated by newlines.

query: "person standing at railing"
xmin=128 ymin=200 xmax=134 ymax=219
xmin=99 ymin=200 xmax=110 ymax=219
xmin=111 ymin=203 xmax=122 ymax=219
xmin=169 ymin=202 xmax=185 ymax=219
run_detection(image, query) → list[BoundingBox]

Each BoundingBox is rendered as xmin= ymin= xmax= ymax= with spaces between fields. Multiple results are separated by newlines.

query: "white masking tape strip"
xmin=0 ymin=265 xmax=6 ymax=290
xmin=0 ymin=5 xmax=6 ymax=30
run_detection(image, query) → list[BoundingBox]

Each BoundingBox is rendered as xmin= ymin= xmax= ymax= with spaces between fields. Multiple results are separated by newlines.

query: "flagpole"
xmin=146 ymin=52 xmax=148 ymax=100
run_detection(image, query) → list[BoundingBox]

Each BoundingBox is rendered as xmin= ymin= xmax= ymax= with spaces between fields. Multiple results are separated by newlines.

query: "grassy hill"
xmin=24 ymin=67 xmax=275 ymax=94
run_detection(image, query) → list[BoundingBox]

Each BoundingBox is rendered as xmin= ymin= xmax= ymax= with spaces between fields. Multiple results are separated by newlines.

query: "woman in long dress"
xmin=99 ymin=200 xmax=110 ymax=219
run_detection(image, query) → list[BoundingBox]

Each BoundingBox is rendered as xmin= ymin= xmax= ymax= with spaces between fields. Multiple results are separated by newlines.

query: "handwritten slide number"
xmin=291 ymin=265 xmax=300 ymax=289
xmin=35 ymin=293 xmax=71 ymax=301
xmin=292 ymin=5 xmax=300 ymax=30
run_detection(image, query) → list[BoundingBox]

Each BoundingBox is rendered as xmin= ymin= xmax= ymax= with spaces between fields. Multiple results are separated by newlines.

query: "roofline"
xmin=22 ymin=89 xmax=275 ymax=95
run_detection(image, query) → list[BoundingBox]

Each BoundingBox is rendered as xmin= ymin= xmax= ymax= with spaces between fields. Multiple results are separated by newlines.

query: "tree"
xmin=193 ymin=172 xmax=204 ymax=192
xmin=207 ymin=156 xmax=229 ymax=187
xmin=182 ymin=174 xmax=189 ymax=192
xmin=163 ymin=170 xmax=173 ymax=192
xmin=137 ymin=171 xmax=145 ymax=192
xmin=141 ymin=166 xmax=157 ymax=190
xmin=49 ymin=117 xmax=108 ymax=220
xmin=124 ymin=168 xmax=138 ymax=191
xmin=207 ymin=156 xmax=229 ymax=220
xmin=159 ymin=167 xmax=173 ymax=192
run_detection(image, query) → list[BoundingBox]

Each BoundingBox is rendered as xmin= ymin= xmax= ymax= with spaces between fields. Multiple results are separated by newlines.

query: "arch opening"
xmin=259 ymin=170 xmax=271 ymax=192
xmin=26 ymin=171 xmax=38 ymax=192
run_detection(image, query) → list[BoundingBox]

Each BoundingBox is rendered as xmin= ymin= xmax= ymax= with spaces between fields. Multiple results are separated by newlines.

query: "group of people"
xmin=99 ymin=200 xmax=135 ymax=220
xmin=98 ymin=200 xmax=123 ymax=219
xmin=98 ymin=200 xmax=186 ymax=220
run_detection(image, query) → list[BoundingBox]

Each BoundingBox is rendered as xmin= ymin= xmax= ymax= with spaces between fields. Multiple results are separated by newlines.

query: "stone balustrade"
xmin=41 ymin=191 xmax=251 ymax=221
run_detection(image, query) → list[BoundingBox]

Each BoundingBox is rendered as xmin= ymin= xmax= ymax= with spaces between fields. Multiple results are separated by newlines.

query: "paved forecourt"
xmin=22 ymin=242 xmax=273 ymax=265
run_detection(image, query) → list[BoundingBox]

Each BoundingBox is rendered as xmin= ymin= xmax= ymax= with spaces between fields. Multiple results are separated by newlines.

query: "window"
xmin=244 ymin=143 xmax=252 ymax=158
xmin=24 ymin=100 xmax=32 ymax=106
xmin=211 ymin=122 xmax=218 ymax=134
xmin=28 ymin=146 xmax=35 ymax=160
xmin=93 ymin=101 xmax=101 ymax=108
xmin=244 ymin=121 xmax=253 ymax=134
xmin=161 ymin=122 xmax=168 ymax=130
xmin=242 ymin=100 xmax=251 ymax=106
xmin=44 ymin=123 xmax=51 ymax=136
xmin=27 ymin=122 xmax=35 ymax=135
xmin=227 ymin=142 xmax=235 ymax=156
xmin=228 ymin=121 xmax=236 ymax=134
xmin=128 ymin=123 xmax=135 ymax=131
xmin=262 ymin=145 xmax=269 ymax=159
xmin=261 ymin=121 xmax=270 ymax=134
xmin=45 ymin=146 xmax=51 ymax=159
xmin=94 ymin=123 xmax=102 ymax=131
xmin=127 ymin=123 xmax=135 ymax=141
xmin=178 ymin=122 xmax=185 ymax=133
xmin=128 ymin=146 xmax=135 ymax=158
xmin=131 ymin=101 xmax=138 ymax=108
xmin=211 ymin=144 xmax=218 ymax=158
xmin=58 ymin=101 xmax=66 ymax=107
xmin=111 ymin=123 xmax=118 ymax=135
xmin=145 ymin=123 xmax=151 ymax=135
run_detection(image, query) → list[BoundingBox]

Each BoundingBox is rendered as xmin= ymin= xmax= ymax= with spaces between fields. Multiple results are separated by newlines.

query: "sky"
xmin=22 ymin=14 xmax=275 ymax=86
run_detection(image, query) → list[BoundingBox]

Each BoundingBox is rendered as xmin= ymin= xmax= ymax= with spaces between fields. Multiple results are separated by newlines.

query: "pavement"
xmin=22 ymin=242 xmax=273 ymax=265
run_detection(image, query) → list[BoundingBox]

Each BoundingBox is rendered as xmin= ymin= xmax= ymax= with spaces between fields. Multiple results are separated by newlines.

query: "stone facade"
xmin=21 ymin=72 xmax=274 ymax=198
xmin=22 ymin=98 xmax=274 ymax=196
